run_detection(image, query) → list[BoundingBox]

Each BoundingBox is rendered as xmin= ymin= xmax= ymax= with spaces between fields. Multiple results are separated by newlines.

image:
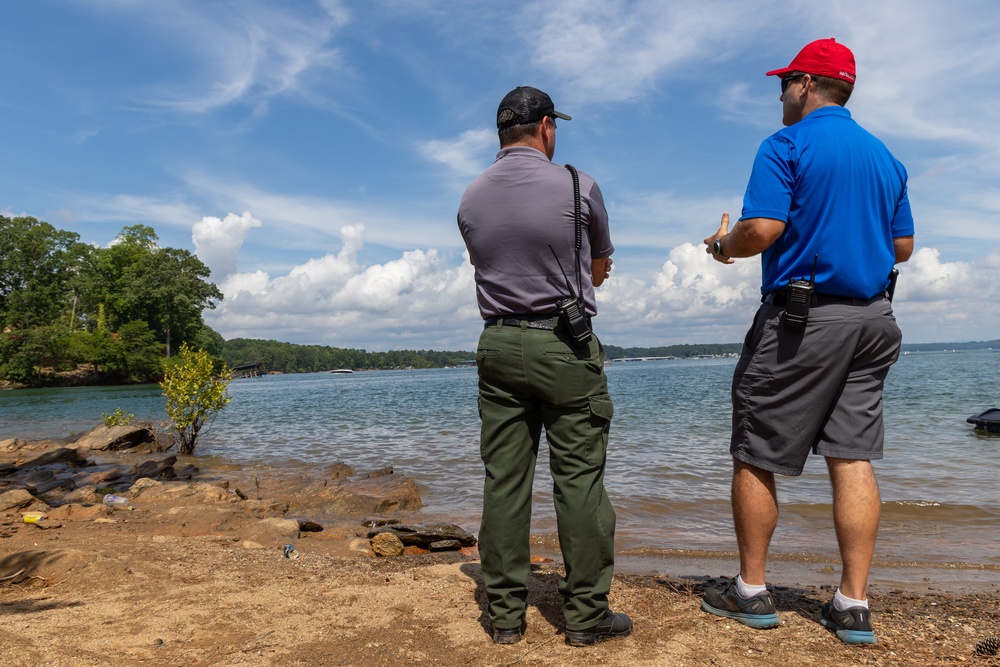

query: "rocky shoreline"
xmin=1 ymin=425 xmax=480 ymax=559
xmin=2 ymin=429 xmax=1000 ymax=665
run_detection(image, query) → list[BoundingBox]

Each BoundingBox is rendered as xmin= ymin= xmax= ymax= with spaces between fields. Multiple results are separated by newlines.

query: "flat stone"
xmin=74 ymin=423 xmax=158 ymax=451
xmin=46 ymin=504 xmax=110 ymax=521
xmin=0 ymin=489 xmax=38 ymax=511
xmin=429 ymin=540 xmax=462 ymax=552
xmin=18 ymin=447 xmax=89 ymax=469
xmin=367 ymin=523 xmax=477 ymax=548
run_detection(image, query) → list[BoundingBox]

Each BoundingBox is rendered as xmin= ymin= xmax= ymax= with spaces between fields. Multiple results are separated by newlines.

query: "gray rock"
xmin=74 ymin=423 xmax=157 ymax=451
xmin=429 ymin=540 xmax=462 ymax=552
xmin=132 ymin=456 xmax=178 ymax=481
xmin=18 ymin=447 xmax=89 ymax=469
xmin=367 ymin=523 xmax=477 ymax=547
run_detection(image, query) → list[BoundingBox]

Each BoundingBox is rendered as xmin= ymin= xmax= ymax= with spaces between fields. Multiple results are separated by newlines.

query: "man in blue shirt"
xmin=701 ymin=38 xmax=915 ymax=645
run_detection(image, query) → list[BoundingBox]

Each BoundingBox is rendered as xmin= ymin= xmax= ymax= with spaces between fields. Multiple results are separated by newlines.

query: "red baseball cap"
xmin=765 ymin=38 xmax=856 ymax=84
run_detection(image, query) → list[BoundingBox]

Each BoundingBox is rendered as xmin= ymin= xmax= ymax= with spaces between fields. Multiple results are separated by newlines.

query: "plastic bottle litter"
xmin=22 ymin=512 xmax=46 ymax=524
xmin=283 ymin=544 xmax=299 ymax=559
xmin=103 ymin=494 xmax=134 ymax=510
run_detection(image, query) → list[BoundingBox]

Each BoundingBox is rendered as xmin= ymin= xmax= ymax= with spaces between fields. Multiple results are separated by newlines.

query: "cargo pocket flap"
xmin=588 ymin=394 xmax=614 ymax=422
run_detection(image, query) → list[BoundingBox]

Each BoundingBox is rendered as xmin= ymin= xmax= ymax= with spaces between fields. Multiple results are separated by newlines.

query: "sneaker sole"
xmin=701 ymin=599 xmax=780 ymax=629
xmin=819 ymin=617 xmax=877 ymax=644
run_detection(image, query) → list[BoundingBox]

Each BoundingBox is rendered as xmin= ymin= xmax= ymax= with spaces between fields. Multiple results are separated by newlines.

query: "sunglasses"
xmin=780 ymin=73 xmax=807 ymax=94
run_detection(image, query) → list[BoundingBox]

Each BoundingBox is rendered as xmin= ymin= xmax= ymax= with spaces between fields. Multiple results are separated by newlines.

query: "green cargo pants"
xmin=476 ymin=319 xmax=616 ymax=631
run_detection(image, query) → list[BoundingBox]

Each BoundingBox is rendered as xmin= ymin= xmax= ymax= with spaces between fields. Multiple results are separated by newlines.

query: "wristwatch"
xmin=713 ymin=238 xmax=725 ymax=257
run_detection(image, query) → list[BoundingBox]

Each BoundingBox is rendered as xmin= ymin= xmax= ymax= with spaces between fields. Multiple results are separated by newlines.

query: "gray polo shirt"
xmin=457 ymin=146 xmax=614 ymax=319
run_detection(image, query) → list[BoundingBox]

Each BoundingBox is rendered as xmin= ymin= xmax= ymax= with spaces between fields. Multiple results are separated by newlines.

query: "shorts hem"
xmin=732 ymin=450 xmax=804 ymax=477
xmin=814 ymin=448 xmax=884 ymax=461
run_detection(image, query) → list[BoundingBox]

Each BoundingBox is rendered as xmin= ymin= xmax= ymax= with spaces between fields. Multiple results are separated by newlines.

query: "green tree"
xmin=79 ymin=226 xmax=222 ymax=356
xmin=160 ymin=343 xmax=232 ymax=455
xmin=118 ymin=320 xmax=164 ymax=383
xmin=0 ymin=325 xmax=70 ymax=383
xmin=0 ymin=216 xmax=86 ymax=328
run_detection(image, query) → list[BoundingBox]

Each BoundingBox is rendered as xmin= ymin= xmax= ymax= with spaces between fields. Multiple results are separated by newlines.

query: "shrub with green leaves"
xmin=102 ymin=407 xmax=134 ymax=427
xmin=160 ymin=343 xmax=232 ymax=455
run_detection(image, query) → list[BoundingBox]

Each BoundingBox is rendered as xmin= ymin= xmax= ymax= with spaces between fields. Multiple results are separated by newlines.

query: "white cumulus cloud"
xmin=192 ymin=211 xmax=262 ymax=280
xmin=207 ymin=225 xmax=478 ymax=350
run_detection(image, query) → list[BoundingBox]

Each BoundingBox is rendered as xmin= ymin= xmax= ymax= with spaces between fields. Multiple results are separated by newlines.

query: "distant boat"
xmin=967 ymin=408 xmax=1000 ymax=434
xmin=330 ymin=369 xmax=354 ymax=374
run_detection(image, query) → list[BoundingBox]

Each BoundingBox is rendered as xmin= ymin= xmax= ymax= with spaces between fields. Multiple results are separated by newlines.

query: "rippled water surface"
xmin=2 ymin=349 xmax=998 ymax=566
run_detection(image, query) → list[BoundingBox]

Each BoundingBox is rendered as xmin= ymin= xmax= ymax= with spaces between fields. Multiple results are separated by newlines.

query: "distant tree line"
xmin=223 ymin=338 xmax=474 ymax=374
xmin=1 ymin=216 xmax=223 ymax=385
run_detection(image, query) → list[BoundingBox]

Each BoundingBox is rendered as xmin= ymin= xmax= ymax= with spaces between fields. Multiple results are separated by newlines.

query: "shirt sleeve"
xmin=890 ymin=162 xmax=915 ymax=238
xmin=586 ymin=180 xmax=614 ymax=259
xmin=741 ymin=135 xmax=795 ymax=223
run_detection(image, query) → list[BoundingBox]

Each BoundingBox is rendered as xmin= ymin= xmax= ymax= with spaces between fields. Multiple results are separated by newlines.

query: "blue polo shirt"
xmin=741 ymin=106 xmax=914 ymax=298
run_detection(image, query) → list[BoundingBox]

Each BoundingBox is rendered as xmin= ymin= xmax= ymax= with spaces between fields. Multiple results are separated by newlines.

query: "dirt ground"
xmin=2 ymin=442 xmax=1000 ymax=667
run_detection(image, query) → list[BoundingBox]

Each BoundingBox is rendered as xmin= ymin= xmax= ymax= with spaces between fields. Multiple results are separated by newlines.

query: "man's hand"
xmin=592 ymin=257 xmax=613 ymax=286
xmin=704 ymin=212 xmax=734 ymax=265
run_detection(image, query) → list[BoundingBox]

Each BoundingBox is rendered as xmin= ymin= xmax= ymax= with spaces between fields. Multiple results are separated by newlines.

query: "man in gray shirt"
xmin=457 ymin=86 xmax=630 ymax=647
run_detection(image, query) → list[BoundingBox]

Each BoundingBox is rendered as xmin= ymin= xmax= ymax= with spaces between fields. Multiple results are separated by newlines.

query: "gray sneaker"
xmin=819 ymin=602 xmax=877 ymax=644
xmin=701 ymin=577 xmax=780 ymax=629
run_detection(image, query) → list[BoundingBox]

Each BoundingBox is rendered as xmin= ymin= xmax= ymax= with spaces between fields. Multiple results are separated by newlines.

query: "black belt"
xmin=763 ymin=292 xmax=882 ymax=306
xmin=484 ymin=314 xmax=558 ymax=330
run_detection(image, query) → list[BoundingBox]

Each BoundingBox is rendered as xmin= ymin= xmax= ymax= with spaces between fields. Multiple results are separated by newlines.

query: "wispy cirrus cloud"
xmin=529 ymin=0 xmax=770 ymax=105
xmin=75 ymin=0 xmax=352 ymax=114
xmin=419 ymin=128 xmax=497 ymax=179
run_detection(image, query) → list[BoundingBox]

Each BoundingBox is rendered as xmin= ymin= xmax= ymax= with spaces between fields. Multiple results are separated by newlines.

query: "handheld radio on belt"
xmin=886 ymin=267 xmax=899 ymax=303
xmin=784 ymin=254 xmax=818 ymax=332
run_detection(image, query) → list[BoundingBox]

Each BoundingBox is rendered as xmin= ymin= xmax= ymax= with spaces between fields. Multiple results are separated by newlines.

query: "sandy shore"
xmin=2 ymin=438 xmax=999 ymax=666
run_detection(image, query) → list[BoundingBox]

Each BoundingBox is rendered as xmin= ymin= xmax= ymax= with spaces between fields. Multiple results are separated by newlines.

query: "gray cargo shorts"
xmin=730 ymin=296 xmax=902 ymax=476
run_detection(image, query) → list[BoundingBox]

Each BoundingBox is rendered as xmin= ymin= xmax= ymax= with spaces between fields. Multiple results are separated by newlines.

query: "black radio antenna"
xmin=548 ymin=244 xmax=578 ymax=298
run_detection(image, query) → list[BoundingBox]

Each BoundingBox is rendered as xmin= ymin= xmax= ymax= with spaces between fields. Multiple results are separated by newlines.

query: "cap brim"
xmin=552 ymin=110 xmax=572 ymax=121
xmin=765 ymin=66 xmax=795 ymax=78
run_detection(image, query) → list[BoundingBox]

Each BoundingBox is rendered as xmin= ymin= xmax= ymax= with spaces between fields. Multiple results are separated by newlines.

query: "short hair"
xmin=811 ymin=74 xmax=853 ymax=106
xmin=498 ymin=119 xmax=542 ymax=146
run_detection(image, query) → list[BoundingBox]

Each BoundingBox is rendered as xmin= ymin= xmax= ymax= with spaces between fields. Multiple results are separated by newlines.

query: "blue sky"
xmin=3 ymin=1 xmax=999 ymax=351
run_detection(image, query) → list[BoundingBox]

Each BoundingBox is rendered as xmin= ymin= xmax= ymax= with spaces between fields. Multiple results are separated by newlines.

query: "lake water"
xmin=2 ymin=349 xmax=998 ymax=574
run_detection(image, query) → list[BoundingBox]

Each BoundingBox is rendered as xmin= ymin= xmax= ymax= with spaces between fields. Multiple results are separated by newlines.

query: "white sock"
xmin=735 ymin=574 xmax=767 ymax=598
xmin=833 ymin=589 xmax=869 ymax=611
